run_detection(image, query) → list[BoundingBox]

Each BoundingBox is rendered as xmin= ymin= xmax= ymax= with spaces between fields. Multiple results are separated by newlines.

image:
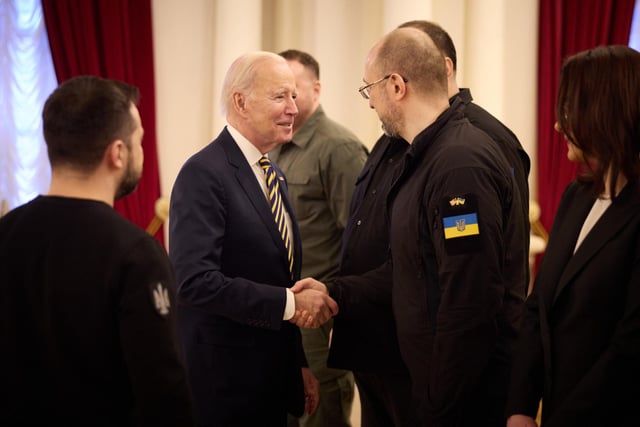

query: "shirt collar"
xmin=450 ymin=88 xmax=473 ymax=105
xmin=226 ymin=123 xmax=266 ymax=166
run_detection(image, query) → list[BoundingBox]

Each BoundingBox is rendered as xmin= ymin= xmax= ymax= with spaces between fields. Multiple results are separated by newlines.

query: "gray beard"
xmin=381 ymin=120 xmax=400 ymax=138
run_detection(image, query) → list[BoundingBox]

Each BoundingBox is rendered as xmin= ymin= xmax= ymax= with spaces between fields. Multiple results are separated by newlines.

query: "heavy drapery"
xmin=41 ymin=0 xmax=164 ymax=243
xmin=537 ymin=0 xmax=635 ymax=231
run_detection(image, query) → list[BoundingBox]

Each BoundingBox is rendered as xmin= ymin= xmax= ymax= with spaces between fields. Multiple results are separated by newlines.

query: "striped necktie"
xmin=259 ymin=156 xmax=293 ymax=274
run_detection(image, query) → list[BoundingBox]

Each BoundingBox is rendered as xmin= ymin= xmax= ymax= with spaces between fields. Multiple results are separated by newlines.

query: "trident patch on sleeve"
xmin=441 ymin=193 xmax=482 ymax=255
xmin=443 ymin=212 xmax=479 ymax=239
xmin=150 ymin=282 xmax=171 ymax=318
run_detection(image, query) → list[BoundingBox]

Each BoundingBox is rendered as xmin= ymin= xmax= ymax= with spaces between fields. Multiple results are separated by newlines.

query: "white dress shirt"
xmin=226 ymin=124 xmax=296 ymax=320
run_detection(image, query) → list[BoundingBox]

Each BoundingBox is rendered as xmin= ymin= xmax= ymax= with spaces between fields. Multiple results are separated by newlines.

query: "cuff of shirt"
xmin=283 ymin=288 xmax=295 ymax=320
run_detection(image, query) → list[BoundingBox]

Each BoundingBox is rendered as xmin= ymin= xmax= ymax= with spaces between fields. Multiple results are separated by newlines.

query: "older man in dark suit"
xmin=169 ymin=51 xmax=338 ymax=426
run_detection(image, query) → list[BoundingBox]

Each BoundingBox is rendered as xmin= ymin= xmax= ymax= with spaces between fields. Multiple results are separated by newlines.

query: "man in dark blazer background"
xmin=169 ymin=51 xmax=338 ymax=426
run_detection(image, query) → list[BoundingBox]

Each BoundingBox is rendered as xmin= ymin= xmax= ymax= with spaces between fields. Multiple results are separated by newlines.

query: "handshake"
xmin=289 ymin=278 xmax=338 ymax=329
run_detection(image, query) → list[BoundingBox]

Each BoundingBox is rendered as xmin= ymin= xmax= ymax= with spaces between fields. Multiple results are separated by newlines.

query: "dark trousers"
xmin=288 ymin=321 xmax=354 ymax=427
xmin=354 ymin=371 xmax=414 ymax=427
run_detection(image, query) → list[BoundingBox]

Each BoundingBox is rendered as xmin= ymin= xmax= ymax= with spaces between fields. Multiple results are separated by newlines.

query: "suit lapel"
xmin=220 ymin=131 xmax=292 ymax=267
xmin=533 ymin=183 xmax=592 ymax=395
xmin=552 ymin=183 xmax=640 ymax=305
xmin=222 ymin=128 xmax=302 ymax=277
xmin=538 ymin=184 xmax=593 ymax=310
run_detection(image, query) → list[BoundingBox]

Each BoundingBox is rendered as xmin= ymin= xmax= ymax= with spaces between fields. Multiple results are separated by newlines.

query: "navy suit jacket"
xmin=507 ymin=181 xmax=640 ymax=426
xmin=169 ymin=127 xmax=305 ymax=425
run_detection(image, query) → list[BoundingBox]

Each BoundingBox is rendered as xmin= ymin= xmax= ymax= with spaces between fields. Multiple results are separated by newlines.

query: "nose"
xmin=554 ymin=121 xmax=560 ymax=132
xmin=287 ymin=96 xmax=298 ymax=115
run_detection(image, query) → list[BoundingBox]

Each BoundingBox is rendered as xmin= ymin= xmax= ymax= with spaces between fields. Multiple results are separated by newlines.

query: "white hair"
xmin=220 ymin=51 xmax=285 ymax=116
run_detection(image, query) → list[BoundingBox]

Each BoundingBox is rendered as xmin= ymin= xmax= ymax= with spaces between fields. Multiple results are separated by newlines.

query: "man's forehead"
xmin=254 ymin=67 xmax=295 ymax=91
xmin=363 ymin=59 xmax=376 ymax=80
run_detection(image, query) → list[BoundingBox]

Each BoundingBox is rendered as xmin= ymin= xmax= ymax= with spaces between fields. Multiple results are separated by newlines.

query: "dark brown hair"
xmin=398 ymin=20 xmax=457 ymax=71
xmin=279 ymin=49 xmax=320 ymax=79
xmin=556 ymin=45 xmax=640 ymax=197
xmin=43 ymin=75 xmax=140 ymax=171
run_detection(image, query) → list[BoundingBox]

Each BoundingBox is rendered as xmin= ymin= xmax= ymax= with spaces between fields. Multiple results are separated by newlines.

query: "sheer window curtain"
xmin=630 ymin=0 xmax=640 ymax=50
xmin=0 ymin=0 xmax=56 ymax=215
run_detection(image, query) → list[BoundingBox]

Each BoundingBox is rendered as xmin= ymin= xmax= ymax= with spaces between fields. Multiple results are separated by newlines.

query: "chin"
xmin=115 ymin=170 xmax=142 ymax=200
xmin=115 ymin=182 xmax=139 ymax=201
xmin=279 ymin=131 xmax=293 ymax=142
xmin=566 ymin=149 xmax=581 ymax=163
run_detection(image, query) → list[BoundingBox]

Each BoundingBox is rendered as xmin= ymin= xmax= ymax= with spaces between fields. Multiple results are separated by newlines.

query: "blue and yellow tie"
xmin=259 ymin=156 xmax=293 ymax=274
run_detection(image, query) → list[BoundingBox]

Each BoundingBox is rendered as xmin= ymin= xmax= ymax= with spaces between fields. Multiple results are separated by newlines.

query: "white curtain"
xmin=0 ymin=0 xmax=56 ymax=215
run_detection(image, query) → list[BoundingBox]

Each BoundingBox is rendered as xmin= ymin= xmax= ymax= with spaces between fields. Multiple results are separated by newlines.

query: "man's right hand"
xmin=289 ymin=279 xmax=338 ymax=328
xmin=506 ymin=414 xmax=538 ymax=427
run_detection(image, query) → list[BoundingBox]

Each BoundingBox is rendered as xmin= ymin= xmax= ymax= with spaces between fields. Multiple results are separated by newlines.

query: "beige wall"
xmin=152 ymin=0 xmax=540 ymax=217
xmin=151 ymin=1 xmax=539 ymax=423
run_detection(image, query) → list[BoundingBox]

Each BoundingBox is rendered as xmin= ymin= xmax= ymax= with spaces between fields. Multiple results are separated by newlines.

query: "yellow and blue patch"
xmin=443 ymin=213 xmax=480 ymax=239
xmin=441 ymin=193 xmax=482 ymax=255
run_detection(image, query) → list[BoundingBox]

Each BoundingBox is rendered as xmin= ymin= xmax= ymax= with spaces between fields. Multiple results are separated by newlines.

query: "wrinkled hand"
xmin=289 ymin=277 xmax=337 ymax=328
xmin=291 ymin=277 xmax=328 ymax=294
xmin=301 ymin=367 xmax=319 ymax=415
xmin=506 ymin=414 xmax=538 ymax=427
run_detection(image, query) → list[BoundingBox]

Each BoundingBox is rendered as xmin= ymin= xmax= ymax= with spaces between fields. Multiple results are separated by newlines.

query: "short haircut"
xmin=556 ymin=45 xmax=640 ymax=196
xmin=42 ymin=76 xmax=139 ymax=171
xmin=398 ymin=20 xmax=457 ymax=71
xmin=220 ymin=51 xmax=286 ymax=116
xmin=278 ymin=49 xmax=320 ymax=79
xmin=374 ymin=27 xmax=447 ymax=97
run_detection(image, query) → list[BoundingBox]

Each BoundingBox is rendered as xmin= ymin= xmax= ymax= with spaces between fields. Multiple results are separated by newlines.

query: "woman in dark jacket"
xmin=506 ymin=45 xmax=640 ymax=427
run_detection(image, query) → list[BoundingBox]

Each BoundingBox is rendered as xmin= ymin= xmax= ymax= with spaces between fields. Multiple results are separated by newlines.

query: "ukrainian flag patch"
xmin=443 ymin=213 xmax=480 ymax=239
xmin=441 ymin=193 xmax=482 ymax=255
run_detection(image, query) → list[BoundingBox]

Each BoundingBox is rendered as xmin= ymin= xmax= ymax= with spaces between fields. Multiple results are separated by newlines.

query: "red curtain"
xmin=41 ymin=0 xmax=164 ymax=245
xmin=537 ymin=0 xmax=635 ymax=232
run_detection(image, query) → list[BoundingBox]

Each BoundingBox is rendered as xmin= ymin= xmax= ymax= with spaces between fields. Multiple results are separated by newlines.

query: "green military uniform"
xmin=272 ymin=106 xmax=367 ymax=427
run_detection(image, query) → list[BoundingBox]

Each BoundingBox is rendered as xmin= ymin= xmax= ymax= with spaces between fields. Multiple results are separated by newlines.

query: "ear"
xmin=232 ymin=92 xmax=247 ymax=116
xmin=388 ymin=73 xmax=408 ymax=100
xmin=105 ymin=140 xmax=126 ymax=170
xmin=444 ymin=57 xmax=455 ymax=79
xmin=312 ymin=80 xmax=321 ymax=102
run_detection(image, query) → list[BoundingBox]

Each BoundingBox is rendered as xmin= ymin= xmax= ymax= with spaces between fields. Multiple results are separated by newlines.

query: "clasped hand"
xmin=289 ymin=278 xmax=338 ymax=328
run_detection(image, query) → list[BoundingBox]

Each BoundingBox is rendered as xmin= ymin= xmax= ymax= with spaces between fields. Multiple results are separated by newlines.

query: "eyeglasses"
xmin=358 ymin=75 xmax=391 ymax=100
xmin=358 ymin=74 xmax=408 ymax=100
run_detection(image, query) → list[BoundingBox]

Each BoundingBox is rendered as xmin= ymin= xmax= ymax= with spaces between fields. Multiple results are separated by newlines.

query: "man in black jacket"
xmin=294 ymin=25 xmax=528 ymax=426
